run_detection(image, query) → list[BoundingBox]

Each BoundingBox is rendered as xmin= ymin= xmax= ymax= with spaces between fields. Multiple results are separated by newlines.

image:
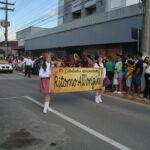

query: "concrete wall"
xmin=25 ymin=14 xmax=142 ymax=50
xmin=26 ymin=4 xmax=142 ymax=40
xmin=58 ymin=0 xmax=65 ymax=25
xmin=16 ymin=27 xmax=48 ymax=40
xmin=61 ymin=0 xmax=139 ymax=24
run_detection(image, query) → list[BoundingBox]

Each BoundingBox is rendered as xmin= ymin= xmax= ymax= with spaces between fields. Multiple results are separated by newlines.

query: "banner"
xmin=51 ymin=67 xmax=103 ymax=93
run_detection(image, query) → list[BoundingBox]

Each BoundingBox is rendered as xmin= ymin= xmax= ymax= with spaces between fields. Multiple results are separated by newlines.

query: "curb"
xmin=104 ymin=92 xmax=150 ymax=106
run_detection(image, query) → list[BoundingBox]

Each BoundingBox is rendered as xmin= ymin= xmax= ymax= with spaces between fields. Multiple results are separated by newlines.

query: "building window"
xmin=107 ymin=0 xmax=126 ymax=11
xmin=110 ymin=0 xmax=122 ymax=9
xmin=126 ymin=0 xmax=138 ymax=6
xmin=99 ymin=0 xmax=104 ymax=6
xmin=86 ymin=7 xmax=96 ymax=15
xmin=72 ymin=12 xmax=81 ymax=19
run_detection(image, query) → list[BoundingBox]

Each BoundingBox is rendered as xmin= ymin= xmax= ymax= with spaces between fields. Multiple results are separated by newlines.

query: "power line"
xmin=8 ymin=3 xmax=58 ymax=35
xmin=10 ymin=0 xmax=58 ymax=24
xmin=4 ymin=0 xmax=106 ymax=39
xmin=11 ymin=0 xmax=73 ymax=31
xmin=13 ymin=0 xmax=104 ymax=31
xmin=13 ymin=6 xmax=58 ymax=32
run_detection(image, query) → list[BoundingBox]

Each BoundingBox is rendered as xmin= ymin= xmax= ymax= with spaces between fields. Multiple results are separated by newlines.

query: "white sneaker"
xmin=117 ymin=91 xmax=122 ymax=94
xmin=143 ymin=98 xmax=147 ymax=100
xmin=95 ymin=96 xmax=100 ymax=103
xmin=43 ymin=107 xmax=48 ymax=113
xmin=48 ymin=107 xmax=53 ymax=112
xmin=98 ymin=96 xmax=103 ymax=103
xmin=113 ymin=91 xmax=118 ymax=94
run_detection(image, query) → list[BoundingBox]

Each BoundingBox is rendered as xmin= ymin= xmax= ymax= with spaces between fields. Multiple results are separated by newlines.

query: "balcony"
xmin=84 ymin=0 xmax=96 ymax=9
xmin=72 ymin=0 xmax=82 ymax=13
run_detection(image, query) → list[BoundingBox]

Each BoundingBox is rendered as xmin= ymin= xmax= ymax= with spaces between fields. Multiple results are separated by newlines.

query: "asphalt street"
xmin=0 ymin=72 xmax=150 ymax=150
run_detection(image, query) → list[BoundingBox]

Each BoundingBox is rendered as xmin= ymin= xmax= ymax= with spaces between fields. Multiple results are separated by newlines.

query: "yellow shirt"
xmin=126 ymin=67 xmax=134 ymax=79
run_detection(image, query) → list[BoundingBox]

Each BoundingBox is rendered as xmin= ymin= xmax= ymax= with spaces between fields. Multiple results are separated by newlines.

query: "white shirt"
xmin=24 ymin=58 xmax=33 ymax=66
xmin=39 ymin=62 xmax=52 ymax=78
xmin=94 ymin=63 xmax=106 ymax=78
xmin=145 ymin=64 xmax=150 ymax=74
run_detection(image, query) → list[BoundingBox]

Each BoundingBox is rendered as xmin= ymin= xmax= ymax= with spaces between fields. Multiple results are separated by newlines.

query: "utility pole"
xmin=0 ymin=0 xmax=14 ymax=57
xmin=141 ymin=0 xmax=150 ymax=56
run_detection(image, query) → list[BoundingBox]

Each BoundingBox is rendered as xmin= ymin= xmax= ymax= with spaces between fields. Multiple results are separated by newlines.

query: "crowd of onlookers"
xmin=5 ymin=53 xmax=150 ymax=100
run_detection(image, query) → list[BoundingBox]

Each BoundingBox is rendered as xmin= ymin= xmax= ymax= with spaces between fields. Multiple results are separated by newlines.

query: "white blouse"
xmin=145 ymin=65 xmax=150 ymax=74
xmin=94 ymin=63 xmax=106 ymax=78
xmin=39 ymin=62 xmax=52 ymax=78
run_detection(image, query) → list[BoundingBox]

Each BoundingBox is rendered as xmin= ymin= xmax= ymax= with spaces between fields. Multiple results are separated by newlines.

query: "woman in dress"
xmin=39 ymin=54 xmax=53 ymax=113
xmin=94 ymin=56 xmax=106 ymax=103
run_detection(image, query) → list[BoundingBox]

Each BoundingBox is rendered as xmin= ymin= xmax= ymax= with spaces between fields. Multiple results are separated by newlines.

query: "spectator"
xmin=105 ymin=56 xmax=114 ymax=90
xmin=115 ymin=57 xmax=126 ymax=94
xmin=125 ymin=60 xmax=134 ymax=96
xmin=87 ymin=55 xmax=94 ymax=68
xmin=143 ymin=58 xmax=150 ymax=100
xmin=132 ymin=53 xmax=144 ymax=98
xmin=24 ymin=56 xmax=33 ymax=78
xmin=113 ymin=68 xmax=119 ymax=93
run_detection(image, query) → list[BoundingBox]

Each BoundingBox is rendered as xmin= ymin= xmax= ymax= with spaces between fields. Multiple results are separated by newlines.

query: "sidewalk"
xmin=105 ymin=91 xmax=150 ymax=105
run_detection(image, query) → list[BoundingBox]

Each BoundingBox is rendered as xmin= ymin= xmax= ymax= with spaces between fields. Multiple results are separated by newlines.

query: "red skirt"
xmin=40 ymin=78 xmax=51 ymax=94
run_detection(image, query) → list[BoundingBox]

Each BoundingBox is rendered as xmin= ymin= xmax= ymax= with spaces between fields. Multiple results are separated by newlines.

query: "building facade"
xmin=59 ymin=0 xmax=139 ymax=24
xmin=61 ymin=0 xmax=126 ymax=24
xmin=17 ymin=0 xmax=142 ymax=57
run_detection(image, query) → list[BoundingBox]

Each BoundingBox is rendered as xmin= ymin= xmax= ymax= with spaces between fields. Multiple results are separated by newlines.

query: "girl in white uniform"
xmin=94 ymin=57 xmax=106 ymax=103
xmin=39 ymin=54 xmax=53 ymax=113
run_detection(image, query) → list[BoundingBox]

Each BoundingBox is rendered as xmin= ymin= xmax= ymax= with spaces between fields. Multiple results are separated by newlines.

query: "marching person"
xmin=39 ymin=54 xmax=53 ymax=113
xmin=94 ymin=56 xmax=106 ymax=103
xmin=24 ymin=56 xmax=33 ymax=78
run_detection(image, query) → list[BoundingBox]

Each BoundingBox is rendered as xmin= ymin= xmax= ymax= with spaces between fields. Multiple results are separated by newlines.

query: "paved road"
xmin=0 ymin=72 xmax=150 ymax=150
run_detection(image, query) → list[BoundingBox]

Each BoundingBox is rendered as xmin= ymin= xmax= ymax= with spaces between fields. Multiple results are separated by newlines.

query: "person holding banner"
xmin=39 ymin=54 xmax=53 ymax=113
xmin=94 ymin=56 xmax=106 ymax=103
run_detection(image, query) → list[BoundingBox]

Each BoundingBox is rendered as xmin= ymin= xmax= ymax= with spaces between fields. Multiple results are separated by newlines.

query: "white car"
xmin=0 ymin=60 xmax=13 ymax=73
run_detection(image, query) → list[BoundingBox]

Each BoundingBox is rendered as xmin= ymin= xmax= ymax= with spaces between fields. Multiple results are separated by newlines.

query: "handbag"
xmin=103 ymin=76 xmax=111 ymax=87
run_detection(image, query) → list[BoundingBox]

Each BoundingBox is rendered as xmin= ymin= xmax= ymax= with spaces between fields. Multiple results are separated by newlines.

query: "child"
xmin=39 ymin=54 xmax=53 ymax=113
xmin=94 ymin=56 xmax=106 ymax=103
xmin=125 ymin=60 xmax=134 ymax=95
xmin=113 ymin=68 xmax=119 ymax=93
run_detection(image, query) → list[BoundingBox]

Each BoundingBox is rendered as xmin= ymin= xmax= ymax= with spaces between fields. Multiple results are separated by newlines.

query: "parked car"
xmin=0 ymin=60 xmax=13 ymax=73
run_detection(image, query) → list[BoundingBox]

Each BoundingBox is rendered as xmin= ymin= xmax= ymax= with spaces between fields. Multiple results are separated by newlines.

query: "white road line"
xmin=24 ymin=96 xmax=131 ymax=150
xmin=0 ymin=96 xmax=25 ymax=100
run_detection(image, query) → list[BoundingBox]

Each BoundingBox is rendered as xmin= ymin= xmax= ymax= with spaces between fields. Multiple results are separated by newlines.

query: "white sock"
xmin=95 ymin=96 xmax=99 ymax=103
xmin=46 ymin=101 xmax=53 ymax=112
xmin=95 ymin=96 xmax=98 ymax=100
xmin=99 ymin=95 xmax=102 ymax=102
xmin=45 ymin=102 xmax=49 ymax=108
xmin=43 ymin=102 xmax=49 ymax=113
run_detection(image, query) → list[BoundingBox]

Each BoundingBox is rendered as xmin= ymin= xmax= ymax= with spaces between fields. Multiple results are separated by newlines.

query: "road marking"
xmin=0 ymin=96 xmax=25 ymax=100
xmin=24 ymin=96 xmax=131 ymax=150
